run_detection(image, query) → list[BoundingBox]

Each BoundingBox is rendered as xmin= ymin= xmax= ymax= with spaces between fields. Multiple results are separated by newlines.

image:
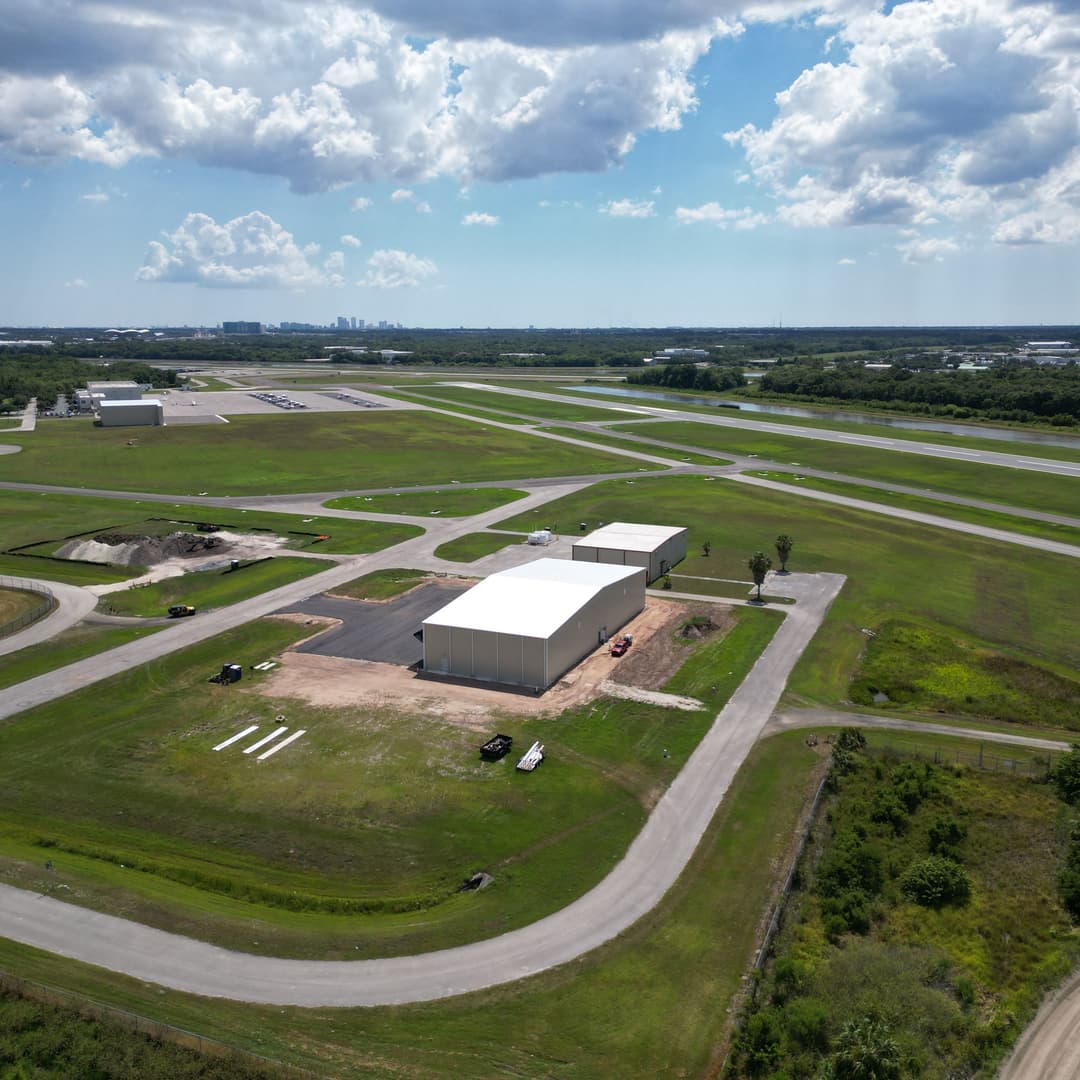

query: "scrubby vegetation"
xmin=0 ymin=355 xmax=177 ymax=412
xmin=729 ymin=732 xmax=1080 ymax=1079
xmin=850 ymin=621 xmax=1080 ymax=730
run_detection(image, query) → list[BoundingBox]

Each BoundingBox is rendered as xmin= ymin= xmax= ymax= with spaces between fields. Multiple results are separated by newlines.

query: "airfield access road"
xmin=0 ymin=571 xmax=845 ymax=1006
xmin=0 ymin=576 xmax=97 ymax=658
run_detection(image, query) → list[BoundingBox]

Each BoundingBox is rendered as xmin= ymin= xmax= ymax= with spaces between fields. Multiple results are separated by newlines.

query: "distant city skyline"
xmin=2 ymin=0 xmax=1079 ymax=328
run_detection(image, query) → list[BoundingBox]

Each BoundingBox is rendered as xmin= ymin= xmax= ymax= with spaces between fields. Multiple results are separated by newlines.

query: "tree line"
xmin=758 ymin=359 xmax=1080 ymax=424
xmin=0 ymin=356 xmax=178 ymax=412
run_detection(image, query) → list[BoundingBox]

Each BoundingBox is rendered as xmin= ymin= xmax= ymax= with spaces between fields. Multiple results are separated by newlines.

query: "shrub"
xmin=783 ymin=997 xmax=831 ymax=1052
xmin=828 ymin=1016 xmax=902 ymax=1080
xmin=901 ymin=856 xmax=972 ymax=908
xmin=870 ymin=789 xmax=910 ymax=835
xmin=927 ymin=816 xmax=967 ymax=859
xmin=1053 ymin=746 xmax=1080 ymax=805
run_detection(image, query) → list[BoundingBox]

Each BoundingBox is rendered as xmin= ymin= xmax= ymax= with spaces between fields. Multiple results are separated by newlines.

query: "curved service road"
xmin=0 ymin=571 xmax=844 ymax=1006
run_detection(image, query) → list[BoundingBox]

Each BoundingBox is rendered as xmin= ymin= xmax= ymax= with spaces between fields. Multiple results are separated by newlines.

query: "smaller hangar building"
xmin=98 ymin=399 xmax=165 ymax=427
xmin=422 ymin=559 xmax=645 ymax=690
xmin=573 ymin=522 xmax=688 ymax=583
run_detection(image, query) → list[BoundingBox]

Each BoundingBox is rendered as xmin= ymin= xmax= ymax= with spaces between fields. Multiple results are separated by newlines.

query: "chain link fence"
xmin=0 ymin=576 xmax=55 ymax=639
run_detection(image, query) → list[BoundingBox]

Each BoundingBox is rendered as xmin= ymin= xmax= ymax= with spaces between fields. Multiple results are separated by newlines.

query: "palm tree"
xmin=775 ymin=533 xmax=793 ymax=573
xmin=748 ymin=551 xmax=772 ymax=602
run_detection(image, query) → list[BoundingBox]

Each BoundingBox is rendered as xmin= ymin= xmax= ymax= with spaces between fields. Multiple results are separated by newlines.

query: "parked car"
xmin=168 ymin=604 xmax=197 ymax=617
xmin=610 ymin=634 xmax=632 ymax=657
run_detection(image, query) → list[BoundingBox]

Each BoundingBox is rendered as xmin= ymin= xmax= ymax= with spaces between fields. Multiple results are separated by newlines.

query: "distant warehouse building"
xmin=573 ymin=522 xmax=688 ymax=583
xmin=87 ymin=381 xmax=142 ymax=401
xmin=98 ymin=399 xmax=164 ymax=427
xmin=422 ymin=559 xmax=645 ymax=690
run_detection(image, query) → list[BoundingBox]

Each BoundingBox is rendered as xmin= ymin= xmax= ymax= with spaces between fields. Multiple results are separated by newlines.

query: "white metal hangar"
xmin=97 ymin=399 xmax=165 ymax=427
xmin=422 ymin=559 xmax=645 ymax=690
xmin=572 ymin=522 xmax=688 ymax=583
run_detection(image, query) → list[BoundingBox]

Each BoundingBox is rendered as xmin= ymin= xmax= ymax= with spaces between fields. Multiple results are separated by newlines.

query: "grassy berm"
xmin=850 ymin=621 xmax=1080 ymax=730
xmin=729 ymin=733 xmax=1080 ymax=1079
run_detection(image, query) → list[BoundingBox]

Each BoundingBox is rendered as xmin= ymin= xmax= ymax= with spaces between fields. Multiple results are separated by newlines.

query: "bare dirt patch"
xmin=609 ymin=601 xmax=736 ymax=690
xmin=255 ymin=596 xmax=736 ymax=725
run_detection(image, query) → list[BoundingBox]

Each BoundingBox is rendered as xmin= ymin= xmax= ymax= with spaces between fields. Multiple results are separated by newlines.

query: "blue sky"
xmin=2 ymin=0 xmax=1079 ymax=327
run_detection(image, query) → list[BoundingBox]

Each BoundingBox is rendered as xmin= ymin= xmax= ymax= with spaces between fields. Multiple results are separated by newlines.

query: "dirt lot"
xmin=257 ymin=596 xmax=735 ymax=726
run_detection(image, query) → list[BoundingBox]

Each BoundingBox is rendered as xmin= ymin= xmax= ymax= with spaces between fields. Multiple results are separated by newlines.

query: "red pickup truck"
xmin=610 ymin=635 xmax=632 ymax=657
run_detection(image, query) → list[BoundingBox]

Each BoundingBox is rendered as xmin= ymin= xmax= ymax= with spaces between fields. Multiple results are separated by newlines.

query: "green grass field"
xmin=610 ymin=420 xmax=1080 ymax=518
xmin=0 ymin=607 xmax=779 ymax=961
xmin=0 ymin=729 xmax=820 ymax=1078
xmin=0 ymin=412 xmax=649 ymax=496
xmin=97 ymin=558 xmax=327 ymax=618
xmin=0 ymin=624 xmax=163 ymax=692
xmin=0 ymin=587 xmax=47 ymax=625
xmin=433 ymin=531 xmax=524 ymax=561
xmin=747 ymin=470 xmax=1080 ymax=542
xmin=325 ymin=486 xmax=527 ymax=517
xmin=497 ymin=475 xmax=1080 ymax=706
xmin=326 ymin=568 xmax=431 ymax=601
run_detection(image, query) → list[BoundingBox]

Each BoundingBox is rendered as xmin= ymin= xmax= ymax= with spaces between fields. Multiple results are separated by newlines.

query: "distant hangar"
xmin=422 ymin=559 xmax=645 ymax=690
xmin=573 ymin=521 xmax=687 ymax=583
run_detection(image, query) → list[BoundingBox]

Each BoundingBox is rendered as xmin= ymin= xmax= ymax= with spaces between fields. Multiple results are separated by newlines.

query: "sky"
xmin=1 ymin=0 xmax=1079 ymax=328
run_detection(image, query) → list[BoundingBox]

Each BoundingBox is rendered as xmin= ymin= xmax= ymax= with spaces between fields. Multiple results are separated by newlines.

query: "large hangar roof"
xmin=574 ymin=521 xmax=686 ymax=553
xmin=423 ymin=559 xmax=643 ymax=638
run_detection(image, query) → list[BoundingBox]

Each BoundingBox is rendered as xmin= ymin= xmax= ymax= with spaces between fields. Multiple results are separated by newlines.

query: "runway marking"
xmin=257 ymin=729 xmax=307 ymax=760
xmin=243 ymin=726 xmax=288 ymax=754
xmin=213 ymin=725 xmax=258 ymax=751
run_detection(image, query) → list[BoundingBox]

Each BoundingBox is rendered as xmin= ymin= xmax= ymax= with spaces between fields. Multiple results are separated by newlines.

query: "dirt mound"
xmin=58 ymin=531 xmax=232 ymax=567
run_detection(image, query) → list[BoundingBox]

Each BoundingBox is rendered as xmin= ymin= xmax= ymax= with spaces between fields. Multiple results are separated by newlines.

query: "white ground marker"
xmin=243 ymin=726 xmax=288 ymax=754
xmin=213 ymin=725 xmax=259 ymax=752
xmin=257 ymin=729 xmax=307 ymax=761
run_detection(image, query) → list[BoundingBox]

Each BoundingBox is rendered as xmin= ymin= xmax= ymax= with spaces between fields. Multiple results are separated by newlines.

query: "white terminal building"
xmin=573 ymin=521 xmax=688 ymax=583
xmin=422 ymin=559 xmax=645 ymax=690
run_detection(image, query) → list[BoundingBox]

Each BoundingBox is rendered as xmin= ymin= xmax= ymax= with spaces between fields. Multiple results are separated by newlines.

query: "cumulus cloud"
xmin=600 ymin=198 xmax=655 ymax=218
xmin=80 ymin=191 xmax=109 ymax=203
xmin=391 ymin=188 xmax=415 ymax=202
xmin=837 ymin=257 xmax=857 ymax=265
xmin=462 ymin=211 xmax=499 ymax=225
xmin=351 ymin=196 xmax=373 ymax=210
xmin=340 ymin=233 xmax=362 ymax=247
xmin=674 ymin=202 xmax=768 ymax=228
xmin=360 ymin=248 xmax=437 ymax=287
xmin=897 ymin=235 xmax=960 ymax=264
xmin=416 ymin=200 xmax=433 ymax=214
xmin=727 ymin=0 xmax=1080 ymax=245
xmin=137 ymin=210 xmax=346 ymax=288
xmin=64 ymin=277 xmax=88 ymax=288
xmin=0 ymin=3 xmax=722 ymax=192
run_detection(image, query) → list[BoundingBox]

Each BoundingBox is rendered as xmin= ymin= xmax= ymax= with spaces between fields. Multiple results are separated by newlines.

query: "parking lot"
xmin=276 ymin=580 xmax=473 ymax=666
xmin=159 ymin=388 xmax=413 ymax=423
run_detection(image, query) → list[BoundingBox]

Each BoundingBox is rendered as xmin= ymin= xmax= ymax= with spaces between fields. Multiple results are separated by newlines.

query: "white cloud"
xmin=674 ymin=202 xmax=769 ymax=229
xmin=0 ymin=5 xmax=723 ymax=192
xmin=600 ymin=198 xmax=655 ymax=218
xmin=351 ymin=196 xmax=373 ymax=210
xmin=391 ymin=188 xmax=415 ymax=202
xmin=80 ymin=190 xmax=109 ymax=203
xmin=137 ymin=210 xmax=346 ymax=289
xmin=897 ymin=235 xmax=960 ymax=264
xmin=360 ymin=248 xmax=437 ymax=288
xmin=462 ymin=211 xmax=499 ymax=226
xmin=837 ymin=257 xmax=857 ymax=265
xmin=64 ymin=277 xmax=88 ymax=288
xmin=340 ymin=233 xmax=362 ymax=247
xmin=726 ymin=0 xmax=1080 ymax=245
xmin=416 ymin=200 xmax=433 ymax=214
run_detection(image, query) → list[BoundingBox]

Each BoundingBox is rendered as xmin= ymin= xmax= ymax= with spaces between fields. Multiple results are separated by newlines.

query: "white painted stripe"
xmin=257 ymin=729 xmax=307 ymax=760
xmin=213 ymin=725 xmax=259 ymax=751
xmin=243 ymin=726 xmax=287 ymax=754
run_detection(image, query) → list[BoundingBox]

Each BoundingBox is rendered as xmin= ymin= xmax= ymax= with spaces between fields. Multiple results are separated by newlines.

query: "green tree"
xmin=1054 ymin=745 xmax=1080 ymax=804
xmin=775 ymin=534 xmax=794 ymax=572
xmin=748 ymin=551 xmax=772 ymax=601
